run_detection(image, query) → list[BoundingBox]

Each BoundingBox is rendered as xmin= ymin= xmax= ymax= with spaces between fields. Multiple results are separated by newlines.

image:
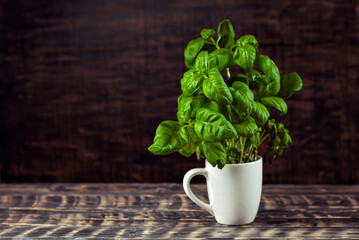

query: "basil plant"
xmin=148 ymin=19 xmax=303 ymax=169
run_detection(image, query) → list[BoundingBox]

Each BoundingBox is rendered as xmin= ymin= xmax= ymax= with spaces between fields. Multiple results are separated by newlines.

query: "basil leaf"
xmin=250 ymin=131 xmax=261 ymax=147
xmin=202 ymin=141 xmax=227 ymax=167
xmin=179 ymin=127 xmax=198 ymax=157
xmin=237 ymin=35 xmax=259 ymax=52
xmin=180 ymin=69 xmax=204 ymax=96
xmin=263 ymin=145 xmax=281 ymax=163
xmin=187 ymin=123 xmax=201 ymax=143
xmin=177 ymin=94 xmax=190 ymax=111
xmin=194 ymin=108 xmax=237 ymax=142
xmin=250 ymin=101 xmax=270 ymax=127
xmin=202 ymin=100 xmax=231 ymax=121
xmin=263 ymin=121 xmax=292 ymax=163
xmin=276 ymin=123 xmax=292 ymax=148
xmin=267 ymin=119 xmax=277 ymax=137
xmin=255 ymin=54 xmax=280 ymax=97
xmin=177 ymin=95 xmax=205 ymax=124
xmin=194 ymin=51 xmax=209 ymax=73
xmin=148 ymin=121 xmax=189 ymax=155
xmin=229 ymin=103 xmax=247 ymax=123
xmin=227 ymin=73 xmax=247 ymax=87
xmin=179 ymin=143 xmax=197 ymax=157
xmin=280 ymin=129 xmax=292 ymax=148
xmin=233 ymin=44 xmax=256 ymax=72
xmin=245 ymin=69 xmax=262 ymax=90
xmin=217 ymin=19 xmax=235 ymax=49
xmin=184 ymin=38 xmax=206 ymax=69
xmin=235 ymin=121 xmax=259 ymax=137
xmin=203 ymin=67 xmax=233 ymax=105
xmin=260 ymin=96 xmax=288 ymax=115
xmin=276 ymin=123 xmax=284 ymax=132
xmin=276 ymin=72 xmax=303 ymax=99
xmin=208 ymin=48 xmax=232 ymax=73
xmin=230 ymin=81 xmax=254 ymax=115
xmin=200 ymin=28 xmax=215 ymax=39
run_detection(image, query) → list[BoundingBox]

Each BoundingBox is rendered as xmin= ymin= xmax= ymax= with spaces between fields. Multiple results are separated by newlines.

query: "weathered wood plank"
xmin=2 ymin=183 xmax=359 ymax=194
xmin=1 ymin=194 xmax=359 ymax=210
xmin=0 ymin=184 xmax=358 ymax=238
xmin=2 ymin=210 xmax=359 ymax=227
xmin=0 ymin=224 xmax=359 ymax=239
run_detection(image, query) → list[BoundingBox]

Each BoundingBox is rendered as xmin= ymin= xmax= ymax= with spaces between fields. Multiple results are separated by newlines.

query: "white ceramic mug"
xmin=183 ymin=157 xmax=263 ymax=225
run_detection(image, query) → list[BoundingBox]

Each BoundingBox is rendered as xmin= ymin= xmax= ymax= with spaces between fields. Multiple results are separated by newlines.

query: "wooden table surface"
xmin=0 ymin=184 xmax=358 ymax=239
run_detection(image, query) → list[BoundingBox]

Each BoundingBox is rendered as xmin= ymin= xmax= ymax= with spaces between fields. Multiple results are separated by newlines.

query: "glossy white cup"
xmin=183 ymin=157 xmax=262 ymax=225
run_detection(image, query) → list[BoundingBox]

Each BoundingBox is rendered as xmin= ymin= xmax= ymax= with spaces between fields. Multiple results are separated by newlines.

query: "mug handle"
xmin=183 ymin=168 xmax=214 ymax=216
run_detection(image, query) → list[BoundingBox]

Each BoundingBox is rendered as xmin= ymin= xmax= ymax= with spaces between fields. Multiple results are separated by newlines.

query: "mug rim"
xmin=206 ymin=156 xmax=262 ymax=168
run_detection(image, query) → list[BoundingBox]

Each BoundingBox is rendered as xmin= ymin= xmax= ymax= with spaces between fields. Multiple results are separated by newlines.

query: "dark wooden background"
xmin=0 ymin=0 xmax=358 ymax=183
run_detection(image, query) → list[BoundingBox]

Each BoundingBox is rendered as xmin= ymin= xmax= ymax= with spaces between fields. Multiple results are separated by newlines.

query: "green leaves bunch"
xmin=148 ymin=19 xmax=303 ymax=168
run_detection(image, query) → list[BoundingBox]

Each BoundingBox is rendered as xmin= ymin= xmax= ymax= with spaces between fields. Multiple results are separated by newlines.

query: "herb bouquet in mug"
xmin=148 ymin=19 xmax=302 ymax=225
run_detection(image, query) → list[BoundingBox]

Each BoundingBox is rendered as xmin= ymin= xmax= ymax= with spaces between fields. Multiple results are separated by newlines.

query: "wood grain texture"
xmin=0 ymin=0 xmax=358 ymax=183
xmin=0 ymin=183 xmax=358 ymax=239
